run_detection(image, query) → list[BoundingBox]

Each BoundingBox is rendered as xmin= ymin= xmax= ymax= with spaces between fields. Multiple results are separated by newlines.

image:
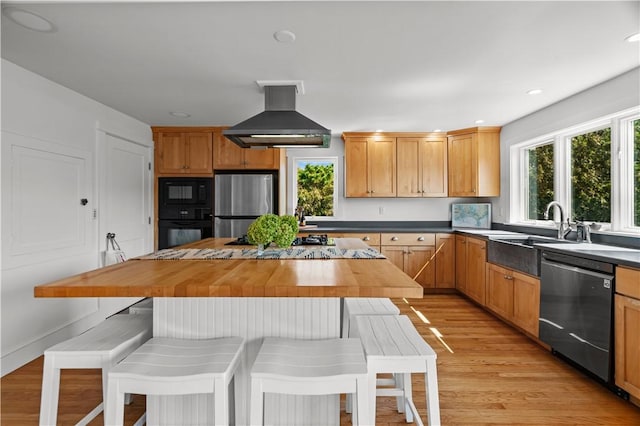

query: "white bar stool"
xmin=343 ymin=297 xmax=401 ymax=414
xmin=128 ymin=298 xmax=152 ymax=315
xmin=39 ymin=313 xmax=152 ymax=426
xmin=342 ymin=298 xmax=400 ymax=338
xmin=105 ymin=336 xmax=244 ymax=426
xmin=352 ymin=314 xmax=441 ymax=426
xmin=250 ymin=337 xmax=370 ymax=426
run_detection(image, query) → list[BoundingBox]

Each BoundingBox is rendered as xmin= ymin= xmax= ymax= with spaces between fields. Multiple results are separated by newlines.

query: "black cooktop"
xmin=225 ymin=234 xmax=334 ymax=246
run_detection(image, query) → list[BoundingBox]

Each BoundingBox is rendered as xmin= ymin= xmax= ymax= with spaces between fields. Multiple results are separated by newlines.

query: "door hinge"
xmin=148 ymin=217 xmax=151 ymax=225
xmin=148 ymin=162 xmax=152 ymax=170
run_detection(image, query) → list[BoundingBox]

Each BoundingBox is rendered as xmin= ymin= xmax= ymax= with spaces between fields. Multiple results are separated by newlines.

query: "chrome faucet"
xmin=544 ymin=201 xmax=571 ymax=240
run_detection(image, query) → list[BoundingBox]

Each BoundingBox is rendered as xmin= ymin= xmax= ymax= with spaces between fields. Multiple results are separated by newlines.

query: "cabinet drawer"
xmin=380 ymin=233 xmax=435 ymax=246
xmin=338 ymin=233 xmax=381 ymax=246
xmin=617 ymin=266 xmax=640 ymax=299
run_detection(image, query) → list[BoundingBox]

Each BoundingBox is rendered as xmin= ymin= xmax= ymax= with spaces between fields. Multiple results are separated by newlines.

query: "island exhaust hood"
xmin=223 ymin=83 xmax=331 ymax=148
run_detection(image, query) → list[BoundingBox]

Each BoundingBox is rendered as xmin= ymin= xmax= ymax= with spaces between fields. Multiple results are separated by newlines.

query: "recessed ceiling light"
xmin=375 ymin=129 xmax=384 ymax=133
xmin=475 ymin=119 xmax=485 ymax=124
xmin=169 ymin=111 xmax=191 ymax=118
xmin=625 ymin=32 xmax=640 ymax=42
xmin=273 ymin=30 xmax=296 ymax=43
xmin=2 ymin=7 xmax=55 ymax=32
xmin=527 ymin=89 xmax=543 ymax=95
xmin=433 ymin=129 xmax=442 ymax=132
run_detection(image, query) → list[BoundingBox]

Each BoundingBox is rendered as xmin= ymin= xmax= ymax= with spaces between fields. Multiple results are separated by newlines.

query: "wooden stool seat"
xmin=342 ymin=298 xmax=400 ymax=338
xmin=250 ymin=337 xmax=370 ymax=425
xmin=105 ymin=336 xmax=244 ymax=426
xmin=353 ymin=314 xmax=441 ymax=426
xmin=39 ymin=313 xmax=152 ymax=426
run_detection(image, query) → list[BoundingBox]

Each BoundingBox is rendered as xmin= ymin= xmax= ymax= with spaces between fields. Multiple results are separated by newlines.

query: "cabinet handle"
xmin=391 ymin=236 xmax=399 ymax=241
xmin=371 ymin=190 xmax=375 ymax=193
xmin=417 ymin=236 xmax=425 ymax=241
xmin=363 ymin=236 xmax=370 ymax=241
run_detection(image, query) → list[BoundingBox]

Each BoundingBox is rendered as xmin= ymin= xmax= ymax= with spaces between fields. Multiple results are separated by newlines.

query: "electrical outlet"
xmin=379 ymin=206 xmax=384 ymax=215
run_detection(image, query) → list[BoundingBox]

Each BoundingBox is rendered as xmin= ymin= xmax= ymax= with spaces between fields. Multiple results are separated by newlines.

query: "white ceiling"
xmin=2 ymin=1 xmax=639 ymax=135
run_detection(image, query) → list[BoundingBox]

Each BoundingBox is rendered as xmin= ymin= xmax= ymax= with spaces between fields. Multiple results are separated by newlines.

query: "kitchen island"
xmin=34 ymin=238 xmax=423 ymax=425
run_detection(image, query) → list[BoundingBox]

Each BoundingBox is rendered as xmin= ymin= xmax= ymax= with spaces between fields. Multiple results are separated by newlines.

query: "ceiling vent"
xmin=223 ymin=82 xmax=331 ymax=148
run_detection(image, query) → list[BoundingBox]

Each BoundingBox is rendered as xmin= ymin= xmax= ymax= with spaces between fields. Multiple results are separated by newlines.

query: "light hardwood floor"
xmin=2 ymin=294 xmax=639 ymax=425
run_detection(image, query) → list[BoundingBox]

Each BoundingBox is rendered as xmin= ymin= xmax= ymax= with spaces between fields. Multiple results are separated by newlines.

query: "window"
xmin=525 ymin=143 xmax=554 ymax=220
xmin=570 ymin=127 xmax=611 ymax=223
xmin=290 ymin=157 xmax=338 ymax=219
xmin=511 ymin=107 xmax=640 ymax=234
xmin=634 ymin=118 xmax=640 ymax=227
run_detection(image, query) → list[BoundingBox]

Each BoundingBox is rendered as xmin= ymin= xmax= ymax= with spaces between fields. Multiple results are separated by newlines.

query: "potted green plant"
xmin=247 ymin=214 xmax=299 ymax=253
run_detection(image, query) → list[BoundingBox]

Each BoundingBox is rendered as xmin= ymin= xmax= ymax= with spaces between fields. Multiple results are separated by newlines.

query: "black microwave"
xmin=158 ymin=178 xmax=212 ymax=215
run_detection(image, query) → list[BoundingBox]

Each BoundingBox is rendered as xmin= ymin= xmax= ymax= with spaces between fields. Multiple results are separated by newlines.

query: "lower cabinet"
xmin=463 ymin=236 xmax=487 ymax=305
xmin=381 ymin=233 xmax=436 ymax=290
xmin=486 ymin=263 xmax=540 ymax=337
xmin=435 ymin=234 xmax=455 ymax=288
xmin=615 ymin=266 xmax=640 ymax=400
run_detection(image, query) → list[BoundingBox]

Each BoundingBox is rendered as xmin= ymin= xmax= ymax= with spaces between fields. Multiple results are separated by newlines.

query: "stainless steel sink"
xmin=486 ymin=235 xmax=572 ymax=276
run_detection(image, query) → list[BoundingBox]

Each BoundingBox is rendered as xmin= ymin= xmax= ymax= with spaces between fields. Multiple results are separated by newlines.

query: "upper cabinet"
xmin=343 ymin=134 xmax=396 ymax=197
xmin=397 ymin=135 xmax=448 ymax=197
xmin=155 ymin=130 xmax=213 ymax=175
xmin=213 ymin=132 xmax=281 ymax=170
xmin=447 ymin=127 xmax=501 ymax=197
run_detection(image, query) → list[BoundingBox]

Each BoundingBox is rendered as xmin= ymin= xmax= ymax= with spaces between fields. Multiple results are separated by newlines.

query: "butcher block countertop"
xmin=34 ymin=238 xmax=423 ymax=298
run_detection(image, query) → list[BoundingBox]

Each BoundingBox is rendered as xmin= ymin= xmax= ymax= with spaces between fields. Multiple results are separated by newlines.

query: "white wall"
xmin=494 ymin=67 xmax=640 ymax=224
xmin=286 ymin=140 xmax=492 ymax=222
xmin=0 ymin=60 xmax=153 ymax=375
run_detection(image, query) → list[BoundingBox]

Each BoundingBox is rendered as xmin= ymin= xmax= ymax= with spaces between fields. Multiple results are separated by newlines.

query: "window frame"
xmin=510 ymin=106 xmax=640 ymax=235
xmin=287 ymin=156 xmax=339 ymax=221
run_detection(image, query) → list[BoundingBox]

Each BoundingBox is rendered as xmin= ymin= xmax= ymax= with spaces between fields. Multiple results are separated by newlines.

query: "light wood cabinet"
xmin=455 ymin=235 xmax=487 ymax=304
xmin=324 ymin=232 xmax=381 ymax=251
xmin=435 ymin=234 xmax=455 ymax=288
xmin=381 ymin=233 xmax=435 ymax=289
xmin=155 ymin=131 xmax=213 ymax=174
xmin=486 ymin=262 xmax=540 ymax=337
xmin=615 ymin=266 xmax=640 ymax=400
xmin=344 ymin=135 xmax=396 ymax=197
xmin=447 ymin=127 xmax=501 ymax=197
xmin=455 ymin=235 xmax=468 ymax=293
xmin=213 ymin=132 xmax=280 ymax=170
xmin=396 ymin=136 xmax=448 ymax=197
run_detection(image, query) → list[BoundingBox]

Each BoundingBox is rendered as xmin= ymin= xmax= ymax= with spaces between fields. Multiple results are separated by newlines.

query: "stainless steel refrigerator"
xmin=214 ymin=172 xmax=277 ymax=237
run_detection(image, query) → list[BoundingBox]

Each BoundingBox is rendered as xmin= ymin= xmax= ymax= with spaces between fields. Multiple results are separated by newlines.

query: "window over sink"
xmin=511 ymin=106 xmax=640 ymax=234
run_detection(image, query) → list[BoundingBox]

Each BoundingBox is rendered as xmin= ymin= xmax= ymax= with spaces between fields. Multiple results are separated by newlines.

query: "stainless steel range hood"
xmin=223 ymin=85 xmax=331 ymax=148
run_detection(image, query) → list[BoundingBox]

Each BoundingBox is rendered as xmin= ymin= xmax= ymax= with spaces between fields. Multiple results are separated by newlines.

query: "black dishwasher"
xmin=539 ymin=251 xmax=615 ymax=384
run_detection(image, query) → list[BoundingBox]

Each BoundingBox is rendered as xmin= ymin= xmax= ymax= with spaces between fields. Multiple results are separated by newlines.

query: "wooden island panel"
xmin=34 ymin=238 xmax=423 ymax=299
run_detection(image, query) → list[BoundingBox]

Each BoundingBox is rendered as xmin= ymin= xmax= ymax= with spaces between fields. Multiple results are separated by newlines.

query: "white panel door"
xmin=99 ymin=133 xmax=152 ymax=262
xmin=3 ymin=133 xmax=93 ymax=266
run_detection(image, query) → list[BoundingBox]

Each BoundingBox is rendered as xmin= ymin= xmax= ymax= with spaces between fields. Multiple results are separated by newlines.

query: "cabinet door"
xmin=466 ymin=237 xmax=486 ymax=305
xmin=396 ymin=138 xmax=421 ymax=197
xmin=368 ymin=137 xmax=396 ymax=197
xmin=157 ymin=133 xmax=188 ymax=173
xmin=448 ymin=133 xmax=477 ymax=196
xmin=455 ymin=235 xmax=467 ymax=292
xmin=213 ymin=134 xmax=245 ymax=169
xmin=345 ymin=137 xmax=370 ymax=197
xmin=185 ymin=132 xmax=213 ymax=173
xmin=486 ymin=263 xmax=514 ymax=319
xmin=421 ymin=137 xmax=448 ymax=197
xmin=381 ymin=246 xmax=406 ymax=272
xmin=615 ymin=293 xmax=640 ymax=399
xmin=406 ymin=245 xmax=435 ymax=289
xmin=244 ymin=148 xmax=281 ymax=169
xmin=435 ymin=234 xmax=455 ymax=288
xmin=513 ymin=272 xmax=540 ymax=337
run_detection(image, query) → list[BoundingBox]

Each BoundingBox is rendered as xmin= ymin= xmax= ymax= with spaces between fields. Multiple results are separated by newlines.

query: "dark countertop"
xmin=300 ymin=223 xmax=640 ymax=269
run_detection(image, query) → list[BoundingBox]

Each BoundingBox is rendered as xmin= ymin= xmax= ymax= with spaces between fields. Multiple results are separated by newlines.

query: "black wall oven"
xmin=157 ymin=177 xmax=213 ymax=249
